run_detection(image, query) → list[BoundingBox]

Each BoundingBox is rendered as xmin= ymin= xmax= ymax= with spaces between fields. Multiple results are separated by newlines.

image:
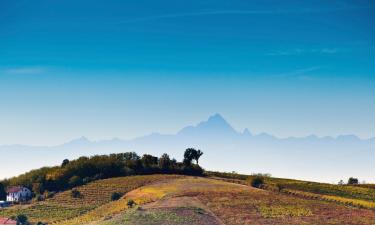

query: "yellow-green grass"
xmin=258 ymin=204 xmax=313 ymax=218
xmin=0 ymin=175 xmax=182 ymax=224
xmin=284 ymin=189 xmax=375 ymax=209
xmin=206 ymin=171 xmax=375 ymax=204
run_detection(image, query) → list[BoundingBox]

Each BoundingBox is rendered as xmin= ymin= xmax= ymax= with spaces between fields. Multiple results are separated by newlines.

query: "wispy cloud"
xmin=274 ymin=66 xmax=322 ymax=80
xmin=114 ymin=6 xmax=370 ymax=24
xmin=3 ymin=67 xmax=47 ymax=75
xmin=267 ymin=48 xmax=338 ymax=56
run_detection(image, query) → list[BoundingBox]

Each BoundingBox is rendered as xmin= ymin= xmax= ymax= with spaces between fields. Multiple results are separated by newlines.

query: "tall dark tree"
xmin=183 ymin=148 xmax=195 ymax=166
xmin=0 ymin=182 xmax=6 ymax=200
xmin=122 ymin=152 xmax=140 ymax=161
xmin=61 ymin=159 xmax=70 ymax=167
xmin=184 ymin=148 xmax=203 ymax=165
xmin=141 ymin=154 xmax=158 ymax=167
xmin=194 ymin=150 xmax=203 ymax=165
xmin=159 ymin=153 xmax=171 ymax=169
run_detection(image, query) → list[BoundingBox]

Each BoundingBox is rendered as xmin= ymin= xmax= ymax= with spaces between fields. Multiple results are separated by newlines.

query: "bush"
xmin=248 ymin=176 xmax=264 ymax=188
xmin=34 ymin=194 xmax=44 ymax=202
xmin=111 ymin=192 xmax=122 ymax=201
xmin=348 ymin=177 xmax=359 ymax=185
xmin=82 ymin=177 xmax=93 ymax=184
xmin=16 ymin=214 xmax=28 ymax=224
xmin=276 ymin=183 xmax=285 ymax=192
xmin=69 ymin=175 xmax=83 ymax=187
xmin=71 ymin=189 xmax=82 ymax=198
xmin=44 ymin=191 xmax=55 ymax=199
xmin=127 ymin=199 xmax=135 ymax=208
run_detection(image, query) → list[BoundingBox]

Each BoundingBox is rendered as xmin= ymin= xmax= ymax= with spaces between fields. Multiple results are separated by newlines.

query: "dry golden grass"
xmin=94 ymin=177 xmax=375 ymax=225
xmin=7 ymin=175 xmax=375 ymax=225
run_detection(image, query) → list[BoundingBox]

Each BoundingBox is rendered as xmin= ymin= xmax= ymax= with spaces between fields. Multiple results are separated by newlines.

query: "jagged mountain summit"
xmin=177 ymin=113 xmax=240 ymax=137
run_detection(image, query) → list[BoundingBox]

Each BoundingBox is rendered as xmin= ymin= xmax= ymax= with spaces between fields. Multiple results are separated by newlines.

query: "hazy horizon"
xmin=1 ymin=113 xmax=374 ymax=184
xmin=1 ymin=112 xmax=374 ymax=147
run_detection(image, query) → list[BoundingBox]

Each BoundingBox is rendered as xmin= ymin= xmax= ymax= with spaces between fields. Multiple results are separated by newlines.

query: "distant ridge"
xmin=1 ymin=113 xmax=375 ymax=182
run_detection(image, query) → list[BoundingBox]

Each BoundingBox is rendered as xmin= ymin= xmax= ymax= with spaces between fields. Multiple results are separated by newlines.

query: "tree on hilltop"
xmin=159 ymin=153 xmax=171 ymax=169
xmin=183 ymin=148 xmax=204 ymax=165
xmin=348 ymin=177 xmax=359 ymax=185
xmin=61 ymin=159 xmax=70 ymax=167
xmin=194 ymin=149 xmax=203 ymax=165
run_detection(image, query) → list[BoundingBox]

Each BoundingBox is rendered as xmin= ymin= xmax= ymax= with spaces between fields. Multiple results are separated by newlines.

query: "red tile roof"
xmin=6 ymin=186 xmax=23 ymax=193
xmin=0 ymin=218 xmax=17 ymax=224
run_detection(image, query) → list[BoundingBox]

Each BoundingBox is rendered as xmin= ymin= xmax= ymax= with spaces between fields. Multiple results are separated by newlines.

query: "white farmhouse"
xmin=6 ymin=186 xmax=32 ymax=202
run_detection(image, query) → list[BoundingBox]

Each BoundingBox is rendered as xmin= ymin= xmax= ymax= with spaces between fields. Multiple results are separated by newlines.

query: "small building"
xmin=6 ymin=186 xmax=32 ymax=202
xmin=0 ymin=218 xmax=17 ymax=225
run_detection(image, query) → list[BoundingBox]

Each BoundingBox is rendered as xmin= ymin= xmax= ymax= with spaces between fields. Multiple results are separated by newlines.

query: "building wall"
xmin=6 ymin=188 xmax=31 ymax=202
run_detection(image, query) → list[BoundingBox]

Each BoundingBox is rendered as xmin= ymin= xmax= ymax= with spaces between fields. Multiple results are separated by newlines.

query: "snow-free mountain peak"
xmin=61 ymin=136 xmax=92 ymax=147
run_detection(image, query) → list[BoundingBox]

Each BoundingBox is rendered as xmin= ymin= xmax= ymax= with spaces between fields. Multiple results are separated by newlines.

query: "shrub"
xmin=16 ymin=214 xmax=28 ymax=225
xmin=111 ymin=192 xmax=122 ymax=201
xmin=69 ymin=175 xmax=83 ymax=187
xmin=71 ymin=189 xmax=82 ymax=198
xmin=276 ymin=183 xmax=285 ymax=192
xmin=44 ymin=191 xmax=55 ymax=199
xmin=82 ymin=177 xmax=93 ymax=184
xmin=248 ymin=176 xmax=264 ymax=188
xmin=348 ymin=177 xmax=359 ymax=185
xmin=34 ymin=194 xmax=44 ymax=202
xmin=127 ymin=199 xmax=135 ymax=208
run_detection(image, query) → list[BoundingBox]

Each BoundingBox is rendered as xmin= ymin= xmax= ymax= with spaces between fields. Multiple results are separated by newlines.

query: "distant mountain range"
xmin=1 ymin=114 xmax=374 ymax=183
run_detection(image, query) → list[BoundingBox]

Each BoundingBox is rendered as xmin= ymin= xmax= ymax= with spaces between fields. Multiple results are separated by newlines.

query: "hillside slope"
xmin=62 ymin=177 xmax=375 ymax=225
xmin=0 ymin=175 xmax=182 ymax=224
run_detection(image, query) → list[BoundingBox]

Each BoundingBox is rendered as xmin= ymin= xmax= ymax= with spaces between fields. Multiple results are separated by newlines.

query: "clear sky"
xmin=0 ymin=0 xmax=374 ymax=145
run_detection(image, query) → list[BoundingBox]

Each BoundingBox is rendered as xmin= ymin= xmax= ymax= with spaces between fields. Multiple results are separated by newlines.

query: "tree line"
xmin=0 ymin=148 xmax=203 ymax=200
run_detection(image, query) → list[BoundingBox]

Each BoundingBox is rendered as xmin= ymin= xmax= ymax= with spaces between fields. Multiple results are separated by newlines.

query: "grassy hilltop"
xmin=1 ymin=150 xmax=375 ymax=224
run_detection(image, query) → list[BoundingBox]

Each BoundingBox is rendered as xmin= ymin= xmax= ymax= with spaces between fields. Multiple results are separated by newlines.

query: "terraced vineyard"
xmin=206 ymin=171 xmax=375 ymax=209
xmin=97 ymin=177 xmax=375 ymax=225
xmin=265 ymin=178 xmax=375 ymax=201
xmin=0 ymin=174 xmax=182 ymax=224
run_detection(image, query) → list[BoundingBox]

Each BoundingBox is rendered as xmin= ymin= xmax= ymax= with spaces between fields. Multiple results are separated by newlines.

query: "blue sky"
xmin=0 ymin=0 xmax=374 ymax=145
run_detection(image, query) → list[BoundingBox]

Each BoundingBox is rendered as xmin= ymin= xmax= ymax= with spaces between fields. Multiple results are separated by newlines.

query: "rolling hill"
xmin=1 ymin=172 xmax=375 ymax=224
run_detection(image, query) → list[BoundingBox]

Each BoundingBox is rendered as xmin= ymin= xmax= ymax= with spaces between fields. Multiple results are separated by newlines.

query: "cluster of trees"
xmin=0 ymin=148 xmax=203 ymax=200
xmin=338 ymin=177 xmax=360 ymax=185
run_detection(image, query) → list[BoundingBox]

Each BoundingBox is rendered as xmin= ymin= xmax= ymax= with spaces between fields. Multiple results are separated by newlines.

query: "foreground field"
xmin=0 ymin=175 xmax=182 ymax=224
xmin=2 ymin=175 xmax=375 ymax=224
xmin=88 ymin=177 xmax=375 ymax=225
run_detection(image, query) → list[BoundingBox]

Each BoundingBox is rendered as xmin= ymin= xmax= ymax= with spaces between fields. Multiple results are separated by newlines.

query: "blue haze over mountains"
xmin=1 ymin=114 xmax=374 ymax=183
